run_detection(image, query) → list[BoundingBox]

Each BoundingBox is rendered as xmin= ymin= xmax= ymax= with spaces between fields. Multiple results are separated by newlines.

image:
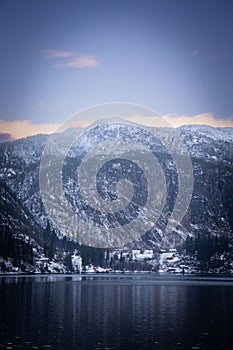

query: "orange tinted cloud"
xmin=128 ymin=113 xmax=233 ymax=128
xmin=0 ymin=119 xmax=60 ymax=140
xmin=38 ymin=49 xmax=99 ymax=69
xmin=1 ymin=113 xmax=232 ymax=141
xmin=164 ymin=113 xmax=233 ymax=128
xmin=53 ymin=55 xmax=99 ymax=68
xmin=0 ymin=118 xmax=93 ymax=140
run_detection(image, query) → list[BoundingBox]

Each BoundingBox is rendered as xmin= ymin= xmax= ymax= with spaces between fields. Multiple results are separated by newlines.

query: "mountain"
xmin=0 ymin=124 xmax=232 ymax=263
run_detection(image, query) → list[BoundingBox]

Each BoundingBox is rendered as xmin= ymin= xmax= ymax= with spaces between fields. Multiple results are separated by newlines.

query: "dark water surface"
xmin=1 ymin=274 xmax=233 ymax=349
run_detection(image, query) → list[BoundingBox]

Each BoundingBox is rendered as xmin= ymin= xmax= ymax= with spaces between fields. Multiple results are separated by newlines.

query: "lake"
xmin=0 ymin=274 xmax=233 ymax=349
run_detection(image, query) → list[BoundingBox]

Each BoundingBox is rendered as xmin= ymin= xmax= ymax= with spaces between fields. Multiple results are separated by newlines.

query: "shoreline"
xmin=1 ymin=271 xmax=233 ymax=278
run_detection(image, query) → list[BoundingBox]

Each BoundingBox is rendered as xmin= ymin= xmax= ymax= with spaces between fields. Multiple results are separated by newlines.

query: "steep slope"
xmin=0 ymin=180 xmax=43 ymax=269
xmin=0 ymin=125 xmax=232 ymax=250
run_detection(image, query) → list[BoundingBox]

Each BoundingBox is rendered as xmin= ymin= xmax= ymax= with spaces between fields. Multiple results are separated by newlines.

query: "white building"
xmin=132 ymin=249 xmax=154 ymax=260
xmin=71 ymin=250 xmax=82 ymax=273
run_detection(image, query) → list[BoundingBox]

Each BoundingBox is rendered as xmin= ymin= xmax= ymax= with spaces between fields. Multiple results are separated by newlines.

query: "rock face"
xmin=0 ymin=124 xmax=232 ymax=251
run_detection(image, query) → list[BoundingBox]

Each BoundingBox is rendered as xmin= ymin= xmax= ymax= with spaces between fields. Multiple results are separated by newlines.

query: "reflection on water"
xmin=0 ymin=275 xmax=233 ymax=349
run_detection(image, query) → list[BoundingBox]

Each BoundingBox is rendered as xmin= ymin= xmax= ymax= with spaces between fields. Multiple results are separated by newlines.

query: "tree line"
xmin=184 ymin=233 xmax=229 ymax=261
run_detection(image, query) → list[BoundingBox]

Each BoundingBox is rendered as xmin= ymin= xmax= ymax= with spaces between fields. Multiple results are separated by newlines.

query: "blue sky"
xmin=1 ymin=0 xmax=233 ymax=138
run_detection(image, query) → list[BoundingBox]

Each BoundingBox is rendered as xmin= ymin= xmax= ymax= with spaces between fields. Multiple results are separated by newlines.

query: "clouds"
xmin=1 ymin=113 xmax=233 ymax=141
xmin=0 ymin=119 xmax=60 ymax=140
xmin=39 ymin=49 xmax=99 ymax=69
xmin=53 ymin=55 xmax=99 ymax=68
xmin=165 ymin=113 xmax=233 ymax=128
xmin=128 ymin=113 xmax=233 ymax=128
xmin=39 ymin=49 xmax=74 ymax=58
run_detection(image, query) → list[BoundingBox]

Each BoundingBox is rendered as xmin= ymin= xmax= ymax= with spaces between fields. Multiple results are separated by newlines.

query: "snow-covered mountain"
xmin=0 ymin=124 xmax=232 ymax=252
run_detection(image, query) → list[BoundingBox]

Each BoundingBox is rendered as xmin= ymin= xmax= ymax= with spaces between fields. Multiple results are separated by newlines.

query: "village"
xmin=1 ymin=237 xmax=233 ymax=275
xmin=70 ymin=247 xmax=227 ymax=274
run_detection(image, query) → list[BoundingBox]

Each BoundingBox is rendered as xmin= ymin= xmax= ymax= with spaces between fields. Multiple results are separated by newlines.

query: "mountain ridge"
xmin=0 ymin=124 xmax=232 ymax=255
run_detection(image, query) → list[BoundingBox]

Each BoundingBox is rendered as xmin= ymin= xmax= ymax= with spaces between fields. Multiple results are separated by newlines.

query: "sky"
xmin=1 ymin=0 xmax=233 ymax=140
